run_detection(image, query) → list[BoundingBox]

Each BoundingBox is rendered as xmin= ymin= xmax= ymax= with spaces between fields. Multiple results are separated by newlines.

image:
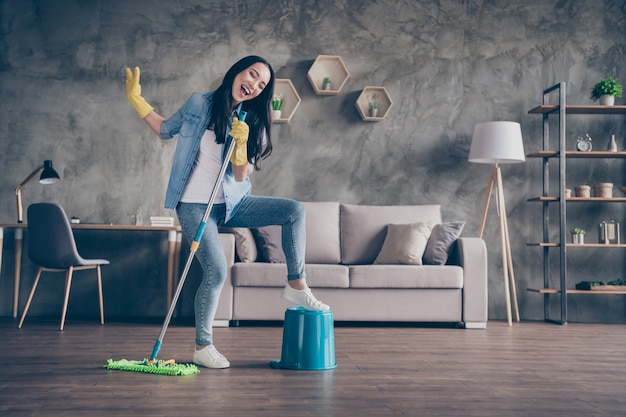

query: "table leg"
xmin=174 ymin=232 xmax=182 ymax=317
xmin=174 ymin=232 xmax=182 ymax=280
xmin=13 ymin=229 xmax=23 ymax=318
xmin=167 ymin=230 xmax=177 ymax=310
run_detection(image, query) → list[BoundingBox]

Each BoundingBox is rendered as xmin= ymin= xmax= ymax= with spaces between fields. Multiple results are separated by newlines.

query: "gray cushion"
xmin=423 ymin=222 xmax=465 ymax=265
xmin=233 ymin=263 xmax=350 ymax=288
xmin=252 ymin=226 xmax=286 ymax=263
xmin=374 ymin=222 xmax=433 ymax=265
xmin=221 ymin=227 xmax=257 ymax=262
xmin=349 ymin=264 xmax=464 ymax=288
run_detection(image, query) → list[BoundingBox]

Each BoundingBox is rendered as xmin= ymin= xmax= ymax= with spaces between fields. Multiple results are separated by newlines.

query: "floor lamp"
xmin=469 ymin=121 xmax=525 ymax=326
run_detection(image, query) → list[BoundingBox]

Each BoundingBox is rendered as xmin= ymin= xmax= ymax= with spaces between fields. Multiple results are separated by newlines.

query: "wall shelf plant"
xmin=307 ymin=55 xmax=350 ymax=95
xmin=272 ymin=79 xmax=301 ymax=123
xmin=355 ymin=86 xmax=393 ymax=121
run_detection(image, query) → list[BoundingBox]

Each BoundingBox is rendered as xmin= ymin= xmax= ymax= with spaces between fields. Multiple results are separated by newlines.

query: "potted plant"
xmin=576 ymin=278 xmax=626 ymax=290
xmin=570 ymin=227 xmax=586 ymax=244
xmin=271 ymin=94 xmax=283 ymax=120
xmin=367 ymin=93 xmax=379 ymax=117
xmin=322 ymin=77 xmax=332 ymax=91
xmin=590 ymin=77 xmax=623 ymax=106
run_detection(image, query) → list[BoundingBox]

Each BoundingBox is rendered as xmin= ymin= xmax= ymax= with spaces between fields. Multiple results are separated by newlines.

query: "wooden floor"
xmin=1 ymin=318 xmax=625 ymax=417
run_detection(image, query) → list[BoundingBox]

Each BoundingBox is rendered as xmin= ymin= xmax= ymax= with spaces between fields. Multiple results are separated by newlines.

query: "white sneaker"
xmin=193 ymin=345 xmax=230 ymax=369
xmin=282 ymin=285 xmax=330 ymax=311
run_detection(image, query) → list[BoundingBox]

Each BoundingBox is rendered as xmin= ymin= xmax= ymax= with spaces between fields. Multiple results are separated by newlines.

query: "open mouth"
xmin=241 ymin=85 xmax=251 ymax=96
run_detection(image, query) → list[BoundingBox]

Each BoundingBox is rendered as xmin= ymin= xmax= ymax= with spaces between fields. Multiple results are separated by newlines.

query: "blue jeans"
xmin=176 ymin=196 xmax=306 ymax=346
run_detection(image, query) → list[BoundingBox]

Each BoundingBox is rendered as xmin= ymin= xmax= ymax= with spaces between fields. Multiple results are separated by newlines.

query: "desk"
xmin=0 ymin=223 xmax=182 ymax=318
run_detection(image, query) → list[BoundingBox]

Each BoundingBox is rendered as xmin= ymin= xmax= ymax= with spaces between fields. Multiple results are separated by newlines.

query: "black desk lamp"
xmin=15 ymin=160 xmax=61 ymax=223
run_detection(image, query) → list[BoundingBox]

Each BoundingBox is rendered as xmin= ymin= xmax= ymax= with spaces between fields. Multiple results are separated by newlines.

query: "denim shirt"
xmin=160 ymin=91 xmax=250 ymax=222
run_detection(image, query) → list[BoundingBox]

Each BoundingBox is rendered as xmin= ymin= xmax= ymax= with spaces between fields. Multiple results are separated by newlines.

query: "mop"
xmin=106 ymin=111 xmax=247 ymax=376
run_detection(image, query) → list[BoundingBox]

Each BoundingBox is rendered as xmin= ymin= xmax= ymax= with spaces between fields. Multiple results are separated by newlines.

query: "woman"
xmin=125 ymin=56 xmax=329 ymax=369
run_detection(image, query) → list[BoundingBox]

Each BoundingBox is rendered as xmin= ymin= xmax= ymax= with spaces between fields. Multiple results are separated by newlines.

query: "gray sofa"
xmin=215 ymin=202 xmax=488 ymax=329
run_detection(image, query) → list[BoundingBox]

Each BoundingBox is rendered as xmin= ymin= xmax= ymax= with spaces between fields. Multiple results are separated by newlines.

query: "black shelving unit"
xmin=527 ymin=82 xmax=626 ymax=324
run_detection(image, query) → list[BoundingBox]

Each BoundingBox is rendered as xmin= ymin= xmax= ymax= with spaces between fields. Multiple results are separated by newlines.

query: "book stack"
xmin=150 ymin=216 xmax=175 ymax=227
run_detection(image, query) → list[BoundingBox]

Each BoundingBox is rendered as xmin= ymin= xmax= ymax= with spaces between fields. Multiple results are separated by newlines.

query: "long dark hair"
xmin=211 ymin=55 xmax=274 ymax=170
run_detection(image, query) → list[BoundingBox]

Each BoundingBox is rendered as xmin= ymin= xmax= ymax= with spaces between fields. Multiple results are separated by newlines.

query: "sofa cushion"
xmin=374 ymin=222 xmax=434 ymax=265
xmin=340 ymin=204 xmax=442 ymax=265
xmin=423 ymin=222 xmax=465 ymax=265
xmin=232 ymin=263 xmax=349 ymax=288
xmin=221 ymin=227 xmax=257 ymax=262
xmin=349 ymin=265 xmax=463 ymax=289
xmin=303 ymin=202 xmax=341 ymax=264
xmin=252 ymin=226 xmax=286 ymax=263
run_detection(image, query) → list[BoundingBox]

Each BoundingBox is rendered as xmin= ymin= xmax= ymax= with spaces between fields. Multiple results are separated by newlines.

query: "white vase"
xmin=572 ymin=234 xmax=584 ymax=244
xmin=599 ymin=95 xmax=615 ymax=106
xmin=368 ymin=108 xmax=378 ymax=117
xmin=271 ymin=110 xmax=282 ymax=120
xmin=608 ymin=134 xmax=618 ymax=152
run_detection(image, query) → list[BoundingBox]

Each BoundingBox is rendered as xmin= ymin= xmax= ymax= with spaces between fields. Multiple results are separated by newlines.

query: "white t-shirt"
xmin=180 ymin=129 xmax=225 ymax=204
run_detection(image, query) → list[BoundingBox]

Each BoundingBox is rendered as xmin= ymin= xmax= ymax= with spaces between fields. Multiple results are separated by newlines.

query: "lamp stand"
xmin=478 ymin=165 xmax=520 ymax=326
xmin=15 ymin=164 xmax=45 ymax=223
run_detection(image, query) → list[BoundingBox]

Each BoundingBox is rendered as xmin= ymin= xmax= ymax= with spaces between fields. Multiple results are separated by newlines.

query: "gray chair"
xmin=18 ymin=203 xmax=109 ymax=330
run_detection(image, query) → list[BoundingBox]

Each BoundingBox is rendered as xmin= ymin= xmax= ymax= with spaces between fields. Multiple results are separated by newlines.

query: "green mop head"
xmin=105 ymin=359 xmax=199 ymax=376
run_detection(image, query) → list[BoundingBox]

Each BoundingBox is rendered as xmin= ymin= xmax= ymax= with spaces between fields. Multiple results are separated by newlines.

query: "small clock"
xmin=576 ymin=134 xmax=592 ymax=152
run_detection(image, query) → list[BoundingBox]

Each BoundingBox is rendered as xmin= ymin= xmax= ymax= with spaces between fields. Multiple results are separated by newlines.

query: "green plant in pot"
xmin=322 ymin=77 xmax=332 ymax=90
xmin=570 ymin=227 xmax=586 ymax=244
xmin=590 ymin=77 xmax=623 ymax=106
xmin=271 ymin=94 xmax=283 ymax=111
xmin=367 ymin=93 xmax=379 ymax=117
xmin=270 ymin=94 xmax=283 ymax=119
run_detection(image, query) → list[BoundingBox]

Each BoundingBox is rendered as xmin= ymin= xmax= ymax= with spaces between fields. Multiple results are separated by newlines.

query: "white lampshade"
xmin=469 ymin=121 xmax=525 ymax=164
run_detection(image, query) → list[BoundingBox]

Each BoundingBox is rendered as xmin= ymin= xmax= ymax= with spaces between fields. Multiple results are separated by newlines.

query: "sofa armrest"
xmin=448 ymin=237 xmax=488 ymax=328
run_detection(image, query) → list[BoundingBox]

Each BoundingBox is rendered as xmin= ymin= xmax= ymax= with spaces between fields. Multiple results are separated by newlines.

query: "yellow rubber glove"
xmin=229 ymin=118 xmax=249 ymax=166
xmin=125 ymin=67 xmax=154 ymax=119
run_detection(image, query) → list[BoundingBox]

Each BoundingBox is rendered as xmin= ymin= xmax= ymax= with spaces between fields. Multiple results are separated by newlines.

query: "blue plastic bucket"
xmin=270 ymin=307 xmax=336 ymax=370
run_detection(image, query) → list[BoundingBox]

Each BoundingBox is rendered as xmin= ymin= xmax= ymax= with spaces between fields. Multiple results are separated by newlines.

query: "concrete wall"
xmin=1 ymin=0 xmax=625 ymax=322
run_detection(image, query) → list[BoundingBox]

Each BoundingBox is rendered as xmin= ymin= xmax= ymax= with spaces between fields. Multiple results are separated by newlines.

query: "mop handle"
xmin=150 ymin=111 xmax=247 ymax=361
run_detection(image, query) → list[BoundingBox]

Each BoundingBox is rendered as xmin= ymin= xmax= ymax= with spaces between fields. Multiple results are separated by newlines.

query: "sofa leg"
xmin=464 ymin=322 xmax=487 ymax=329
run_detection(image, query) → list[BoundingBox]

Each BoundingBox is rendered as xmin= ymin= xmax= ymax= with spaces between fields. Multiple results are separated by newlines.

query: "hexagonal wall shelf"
xmin=307 ymin=55 xmax=350 ymax=95
xmin=271 ymin=79 xmax=301 ymax=123
xmin=355 ymin=86 xmax=393 ymax=121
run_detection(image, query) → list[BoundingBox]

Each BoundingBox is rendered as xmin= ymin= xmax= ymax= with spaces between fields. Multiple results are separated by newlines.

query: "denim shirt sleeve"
xmin=160 ymin=93 xmax=200 ymax=139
